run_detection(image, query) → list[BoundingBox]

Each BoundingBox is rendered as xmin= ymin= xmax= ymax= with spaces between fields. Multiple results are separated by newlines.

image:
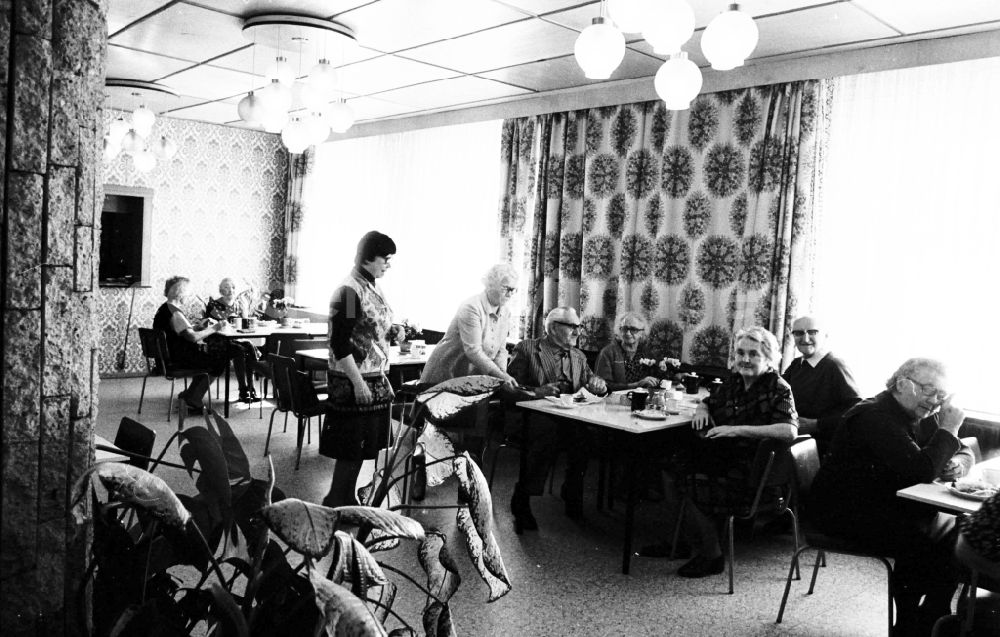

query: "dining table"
xmin=896 ymin=455 xmax=1000 ymax=516
xmin=94 ymin=434 xmax=130 ymax=463
xmin=516 ymin=390 xmax=706 ymax=575
xmin=220 ymin=321 xmax=329 ymax=417
xmin=294 ymin=344 xmax=436 ymax=388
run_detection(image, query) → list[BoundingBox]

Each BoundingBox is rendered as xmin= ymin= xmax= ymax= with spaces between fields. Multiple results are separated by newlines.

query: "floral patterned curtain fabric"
xmin=499 ymin=81 xmax=831 ymax=370
xmin=284 ymin=146 xmax=315 ymax=300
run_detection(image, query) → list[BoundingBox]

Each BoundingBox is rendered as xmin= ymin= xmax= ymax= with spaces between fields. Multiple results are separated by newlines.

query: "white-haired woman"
xmin=594 ymin=311 xmax=661 ymax=392
xmin=419 ymin=263 xmax=519 ymax=386
xmin=651 ymin=326 xmax=798 ymax=578
xmin=205 ymin=277 xmax=259 ymax=403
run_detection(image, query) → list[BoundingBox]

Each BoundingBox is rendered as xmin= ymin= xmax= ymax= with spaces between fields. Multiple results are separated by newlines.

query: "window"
xmin=814 ymin=57 xmax=1000 ymax=414
xmin=297 ymin=119 xmax=503 ymax=331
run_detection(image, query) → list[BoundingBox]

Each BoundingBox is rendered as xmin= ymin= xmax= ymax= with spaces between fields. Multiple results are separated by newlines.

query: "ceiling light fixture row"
xmin=103 ymin=80 xmax=180 ymax=173
xmin=575 ymin=0 xmax=759 ymax=110
xmin=237 ymin=14 xmax=359 ymax=154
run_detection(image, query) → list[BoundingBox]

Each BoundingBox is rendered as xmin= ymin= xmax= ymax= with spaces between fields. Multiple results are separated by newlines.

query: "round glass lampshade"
xmin=103 ymin=135 xmax=121 ymax=162
xmin=328 ymin=101 xmax=355 ymax=133
xmin=152 ymin=136 xmax=178 ymax=160
xmin=641 ymin=0 xmax=695 ymax=55
xmin=133 ymin=149 xmax=157 ymax=173
xmin=303 ymin=112 xmax=330 ymax=145
xmin=654 ymin=52 xmax=702 ymax=111
xmin=307 ymin=59 xmax=339 ymax=100
xmin=574 ymin=18 xmax=625 ymax=80
xmin=266 ymin=55 xmax=296 ymax=85
xmin=237 ymin=91 xmax=266 ymax=124
xmin=131 ymin=105 xmax=156 ymax=137
xmin=260 ymin=109 xmax=289 ymax=134
xmin=607 ymin=0 xmax=652 ymax=34
xmin=108 ymin=117 xmax=130 ymax=144
xmin=702 ymin=5 xmax=759 ymax=71
xmin=120 ymin=129 xmax=145 ymax=155
xmin=281 ymin=118 xmax=311 ymax=154
xmin=258 ymin=80 xmax=293 ymax=116
xmin=294 ymin=81 xmax=325 ymax=112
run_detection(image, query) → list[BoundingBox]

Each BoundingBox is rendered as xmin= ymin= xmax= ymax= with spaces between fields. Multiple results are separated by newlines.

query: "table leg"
xmin=223 ymin=357 xmax=231 ymax=417
xmin=596 ymin=429 xmax=608 ymax=512
xmin=622 ymin=437 xmax=637 ymax=575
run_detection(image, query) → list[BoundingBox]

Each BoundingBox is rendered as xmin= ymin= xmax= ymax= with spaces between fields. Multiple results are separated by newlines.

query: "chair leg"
xmin=167 ymin=380 xmax=176 ymax=422
xmin=264 ymin=408 xmax=279 ymax=457
xmin=283 ymin=412 xmax=289 ymax=433
xmin=787 ymin=508 xmax=801 ymax=580
xmin=670 ymin=498 xmax=687 ymax=561
xmin=295 ymin=416 xmax=305 ymax=471
xmin=959 ymin=570 xmax=979 ymax=637
xmin=487 ymin=443 xmax=507 ymax=489
xmin=727 ymin=514 xmax=735 ymax=595
xmin=776 ymin=546 xmax=812 ymax=624
xmin=138 ymin=376 xmax=148 ymax=414
xmin=807 ymin=551 xmax=824 ymax=594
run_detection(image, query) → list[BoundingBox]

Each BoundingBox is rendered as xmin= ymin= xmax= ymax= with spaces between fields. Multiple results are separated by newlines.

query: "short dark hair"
xmin=355 ymin=231 xmax=396 ymax=267
xmin=164 ymin=275 xmax=189 ymax=298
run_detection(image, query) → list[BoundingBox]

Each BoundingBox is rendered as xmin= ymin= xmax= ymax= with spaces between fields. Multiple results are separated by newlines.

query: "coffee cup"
xmin=627 ymin=389 xmax=648 ymax=411
xmin=411 ymin=339 xmax=426 ymax=355
xmin=228 ymin=316 xmax=238 ymax=328
xmin=248 ymin=317 xmax=258 ymax=330
xmin=683 ymin=374 xmax=700 ymax=394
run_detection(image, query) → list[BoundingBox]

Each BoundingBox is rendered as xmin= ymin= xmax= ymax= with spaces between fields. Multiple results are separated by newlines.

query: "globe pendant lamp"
xmin=266 ymin=55 xmax=296 ymax=85
xmin=574 ymin=16 xmax=625 ymax=80
xmin=702 ymin=3 xmax=759 ymax=71
xmin=281 ymin=117 xmax=311 ymax=154
xmin=120 ymin=129 xmax=145 ymax=155
xmin=607 ymin=0 xmax=652 ymax=34
xmin=131 ymin=104 xmax=156 ymax=137
xmin=108 ymin=116 xmax=130 ymax=144
xmin=132 ymin=149 xmax=157 ymax=173
xmin=237 ymin=90 xmax=266 ymax=125
xmin=307 ymin=59 xmax=339 ymax=100
xmin=641 ymin=0 xmax=695 ymax=55
xmin=654 ymin=52 xmax=702 ymax=111
xmin=328 ymin=100 xmax=355 ymax=133
xmin=303 ymin=112 xmax=330 ymax=145
xmin=257 ymin=79 xmax=293 ymax=116
xmin=151 ymin=136 xmax=178 ymax=160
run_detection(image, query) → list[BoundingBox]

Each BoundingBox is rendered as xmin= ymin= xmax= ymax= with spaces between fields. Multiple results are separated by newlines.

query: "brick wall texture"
xmin=1 ymin=1 xmax=107 ymax=635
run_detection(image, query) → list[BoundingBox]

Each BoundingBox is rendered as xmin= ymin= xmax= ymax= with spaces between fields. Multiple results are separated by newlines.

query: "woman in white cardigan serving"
xmin=419 ymin=263 xmax=519 ymax=387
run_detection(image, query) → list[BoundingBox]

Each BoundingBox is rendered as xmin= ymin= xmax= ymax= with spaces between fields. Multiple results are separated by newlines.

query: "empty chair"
xmin=262 ymin=354 xmax=295 ymax=457
xmin=776 ymin=437 xmax=895 ymax=636
xmin=137 ymin=327 xmax=212 ymax=422
xmin=110 ymin=417 xmax=157 ymax=471
xmin=250 ymin=332 xmax=304 ymax=418
xmin=271 ymin=355 xmax=328 ymax=470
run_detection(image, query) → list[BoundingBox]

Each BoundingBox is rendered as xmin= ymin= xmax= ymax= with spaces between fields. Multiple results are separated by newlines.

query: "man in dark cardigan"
xmin=781 ymin=315 xmax=861 ymax=458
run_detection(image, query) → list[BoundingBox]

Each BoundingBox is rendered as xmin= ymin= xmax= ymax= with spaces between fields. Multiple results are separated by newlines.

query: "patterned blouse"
xmin=328 ymin=267 xmax=393 ymax=376
xmin=704 ymin=370 xmax=799 ymax=429
xmin=960 ymin=491 xmax=1000 ymax=562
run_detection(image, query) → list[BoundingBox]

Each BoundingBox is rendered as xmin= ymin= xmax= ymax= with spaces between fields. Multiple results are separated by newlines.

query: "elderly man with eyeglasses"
xmin=809 ymin=358 xmax=975 ymax=637
xmin=506 ymin=306 xmax=607 ymax=532
xmin=781 ymin=316 xmax=861 ymax=458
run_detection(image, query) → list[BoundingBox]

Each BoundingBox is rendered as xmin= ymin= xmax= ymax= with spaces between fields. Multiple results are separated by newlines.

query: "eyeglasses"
xmin=502 ymin=286 xmax=517 ymax=294
xmin=553 ymin=320 xmax=583 ymax=332
xmin=620 ymin=326 xmax=645 ymax=335
xmin=905 ymin=377 xmax=951 ymax=402
xmin=791 ymin=329 xmax=819 ymax=338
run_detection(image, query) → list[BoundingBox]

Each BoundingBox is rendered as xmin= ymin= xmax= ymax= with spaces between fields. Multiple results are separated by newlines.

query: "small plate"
xmin=948 ymin=483 xmax=998 ymax=502
xmin=635 ymin=409 xmax=668 ymax=420
xmin=544 ymin=396 xmax=578 ymax=409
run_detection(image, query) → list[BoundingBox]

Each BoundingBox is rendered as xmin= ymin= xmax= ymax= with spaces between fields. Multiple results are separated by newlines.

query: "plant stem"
xmin=189 ymin=519 xmax=229 ymax=589
xmin=365 ymin=598 xmax=414 ymax=633
xmin=378 ymin=563 xmax=446 ymax=606
xmin=148 ymin=430 xmax=181 ymax=474
xmin=141 ymin=519 xmax=158 ymax=604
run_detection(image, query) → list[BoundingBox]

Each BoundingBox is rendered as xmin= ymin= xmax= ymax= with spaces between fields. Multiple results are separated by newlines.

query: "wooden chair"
xmin=271 ymin=355 xmax=328 ymax=470
xmin=674 ymin=437 xmax=801 ymax=594
xmin=775 ymin=437 xmax=895 ymax=636
xmin=262 ymin=354 xmax=294 ymax=457
xmin=137 ymin=328 xmax=212 ymax=422
xmin=250 ymin=332 xmax=305 ymax=418
xmin=112 ymin=417 xmax=157 ymax=471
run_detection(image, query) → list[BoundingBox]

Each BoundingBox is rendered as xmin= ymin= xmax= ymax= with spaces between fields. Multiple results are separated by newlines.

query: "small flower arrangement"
xmin=638 ymin=356 xmax=681 ymax=378
xmin=394 ymin=319 xmax=422 ymax=344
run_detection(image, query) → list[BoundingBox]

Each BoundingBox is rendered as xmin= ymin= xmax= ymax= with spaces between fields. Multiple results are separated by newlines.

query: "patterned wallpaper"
xmin=98 ymin=112 xmax=288 ymax=377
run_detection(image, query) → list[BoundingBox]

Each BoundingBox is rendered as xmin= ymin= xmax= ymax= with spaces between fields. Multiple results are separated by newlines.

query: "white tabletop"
xmin=94 ymin=434 xmax=130 ymax=463
xmin=296 ymin=344 xmax=436 ymax=367
xmin=223 ymin=321 xmax=328 ymax=339
xmin=896 ymin=456 xmax=1000 ymax=515
xmin=516 ymin=392 xmax=702 ymax=435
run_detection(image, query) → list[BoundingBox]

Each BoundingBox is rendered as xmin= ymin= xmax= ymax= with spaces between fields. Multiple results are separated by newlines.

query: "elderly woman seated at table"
xmin=419 ymin=263 xmax=519 ymax=387
xmin=661 ymin=326 xmax=798 ymax=578
xmin=204 ymin=277 xmax=259 ymax=403
xmin=594 ymin=311 xmax=661 ymax=392
xmin=152 ymin=276 xmax=230 ymax=413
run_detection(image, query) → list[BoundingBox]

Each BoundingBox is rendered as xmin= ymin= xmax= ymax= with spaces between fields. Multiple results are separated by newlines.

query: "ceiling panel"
xmin=492 ymin=0 xmax=593 ymax=16
xmin=200 ymin=0 xmax=371 ymax=19
xmin=107 ymin=0 xmax=172 ymax=35
xmin=852 ymin=0 xmax=1000 ymax=34
xmin=110 ymin=3 xmax=248 ymax=62
xmin=107 ymin=45 xmax=194 ymax=81
xmin=335 ymin=55 xmax=457 ymax=96
xmin=335 ymin=0 xmax=528 ymax=53
xmin=481 ymin=48 xmax=664 ymax=92
xmin=166 ymin=99 xmax=243 ymax=124
xmin=374 ymin=75 xmax=532 ymax=110
xmin=208 ymin=42 xmax=381 ymax=76
xmin=161 ymin=65 xmax=267 ymax=101
xmin=628 ymin=32 xmax=711 ymax=67
xmin=104 ymin=90 xmax=203 ymax=115
xmin=346 ymin=95 xmax=425 ymax=121
xmin=753 ymin=3 xmax=898 ymax=58
xmin=401 ymin=17 xmax=580 ymax=74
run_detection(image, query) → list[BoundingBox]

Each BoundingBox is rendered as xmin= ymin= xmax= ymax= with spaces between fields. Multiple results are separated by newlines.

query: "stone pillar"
xmin=1 ymin=1 xmax=107 ymax=635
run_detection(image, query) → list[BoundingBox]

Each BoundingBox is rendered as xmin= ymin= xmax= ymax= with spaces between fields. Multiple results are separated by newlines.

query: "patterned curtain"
xmin=499 ymin=80 xmax=832 ymax=370
xmin=283 ymin=147 xmax=315 ymax=300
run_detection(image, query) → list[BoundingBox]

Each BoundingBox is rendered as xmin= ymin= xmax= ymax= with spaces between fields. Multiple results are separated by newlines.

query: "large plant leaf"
xmin=422 ymin=602 xmax=457 ymax=637
xmin=208 ymin=581 xmax=249 ymax=637
xmin=453 ymin=453 xmax=511 ymax=601
xmin=309 ymin=567 xmax=389 ymax=637
xmin=357 ymin=473 xmax=409 ymax=552
xmin=258 ymin=499 xmax=423 ymax=559
xmin=327 ymin=530 xmax=388 ymax=600
xmin=386 ymin=629 xmax=416 ymax=637
xmin=206 ymin=410 xmax=252 ymax=485
xmin=370 ymin=581 xmax=396 ymax=625
xmin=417 ymin=375 xmax=502 ymax=423
xmin=416 ymin=424 xmax=456 ymax=488
xmin=178 ymin=426 xmax=233 ymax=521
xmin=417 ymin=531 xmax=460 ymax=604
xmin=73 ymin=463 xmax=190 ymax=528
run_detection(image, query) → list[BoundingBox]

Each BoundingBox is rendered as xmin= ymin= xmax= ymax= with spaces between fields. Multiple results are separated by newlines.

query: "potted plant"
xmin=393 ymin=319 xmax=422 ymax=354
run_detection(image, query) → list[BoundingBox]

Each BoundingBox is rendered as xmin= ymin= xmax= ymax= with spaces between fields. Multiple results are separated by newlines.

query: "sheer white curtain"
xmin=297 ymin=119 xmax=503 ymax=330
xmin=814 ymin=56 xmax=1000 ymax=414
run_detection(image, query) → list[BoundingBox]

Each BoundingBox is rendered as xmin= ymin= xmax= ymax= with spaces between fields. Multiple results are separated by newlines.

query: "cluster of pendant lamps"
xmin=574 ymin=1 xmax=759 ymax=110
xmin=103 ymin=82 xmax=180 ymax=173
xmin=235 ymin=15 xmax=359 ymax=154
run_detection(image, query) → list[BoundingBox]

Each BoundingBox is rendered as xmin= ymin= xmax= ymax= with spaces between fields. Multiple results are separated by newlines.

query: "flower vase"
xmin=399 ymin=341 xmax=412 ymax=354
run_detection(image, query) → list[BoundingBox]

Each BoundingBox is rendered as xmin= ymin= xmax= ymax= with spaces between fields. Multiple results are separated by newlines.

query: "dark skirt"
xmin=320 ymin=371 xmax=394 ymax=461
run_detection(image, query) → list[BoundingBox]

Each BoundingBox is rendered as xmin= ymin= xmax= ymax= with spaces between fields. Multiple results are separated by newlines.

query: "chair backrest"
xmin=269 ymin=355 xmax=295 ymax=412
xmin=421 ymin=329 xmax=445 ymax=345
xmin=137 ymin=328 xmax=166 ymax=375
xmin=114 ymin=417 xmax=157 ymax=471
xmin=789 ymin=437 xmax=821 ymax=499
xmin=961 ymin=436 xmax=983 ymax=464
xmin=288 ymin=369 xmax=322 ymax=415
xmin=274 ymin=334 xmax=320 ymax=356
